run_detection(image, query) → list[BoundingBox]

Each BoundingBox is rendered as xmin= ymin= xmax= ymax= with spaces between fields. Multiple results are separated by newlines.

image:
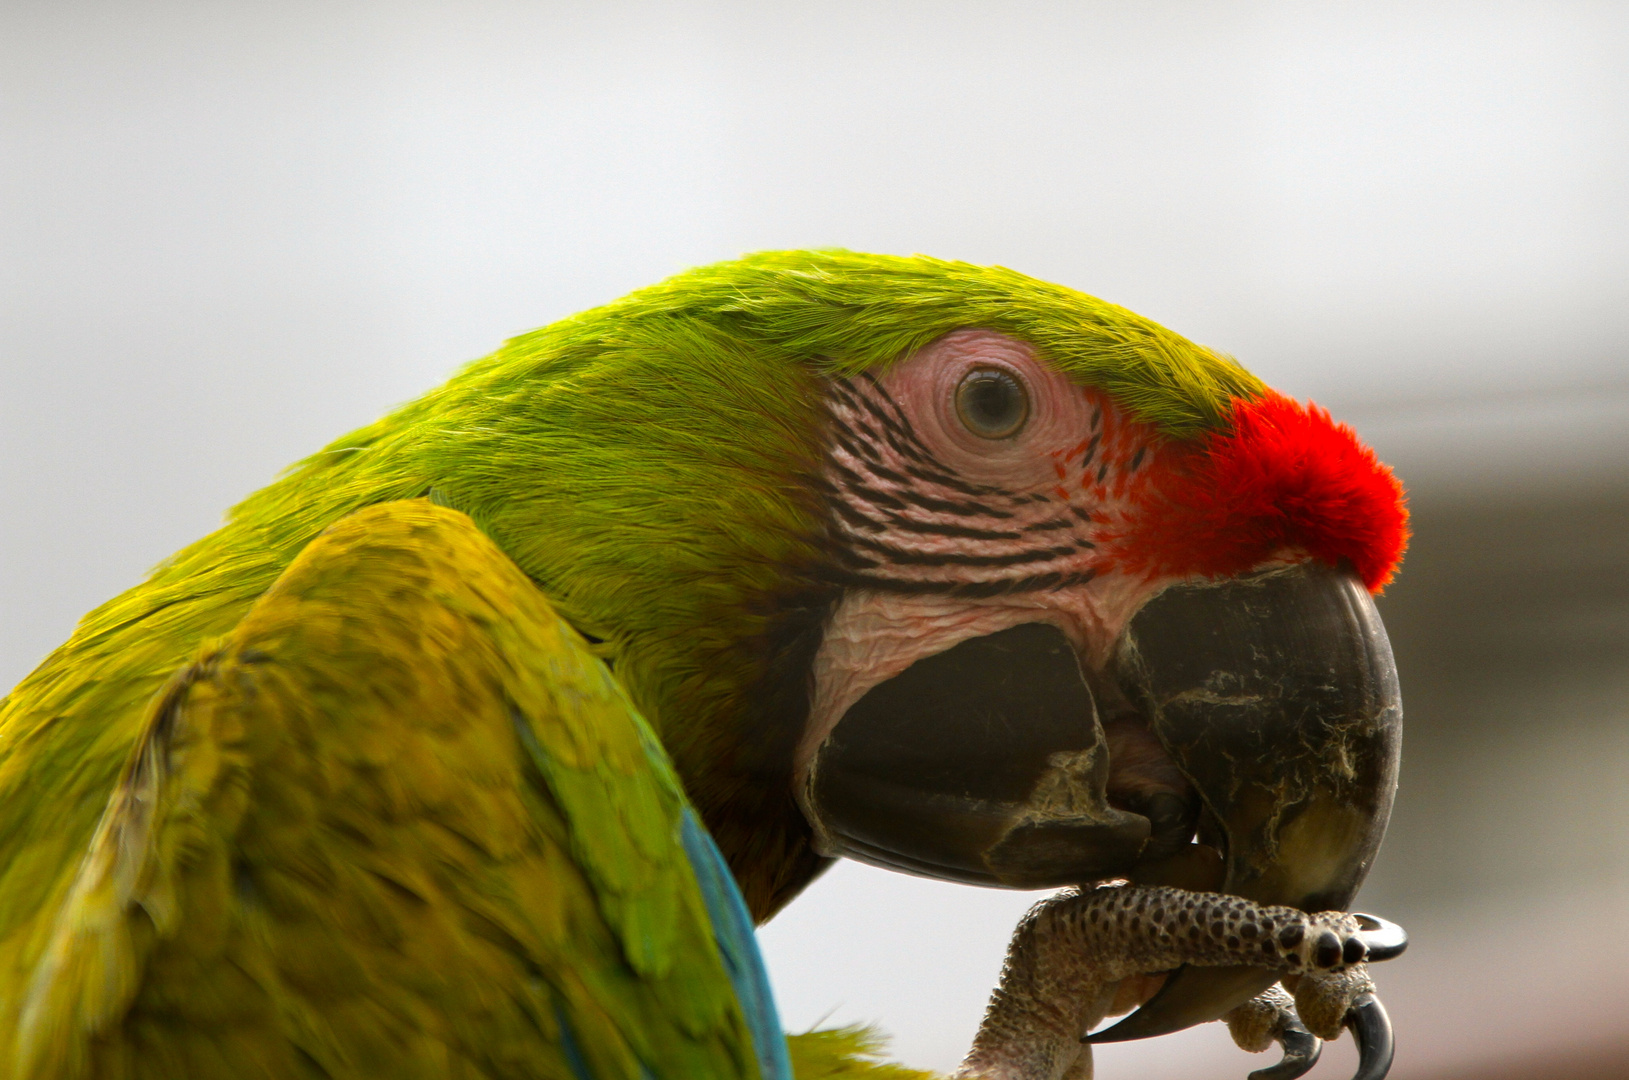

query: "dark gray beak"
xmin=800 ymin=562 xmax=1401 ymax=1037
xmin=802 ymin=621 xmax=1150 ymax=888
xmin=1091 ymin=561 xmax=1402 ymax=1041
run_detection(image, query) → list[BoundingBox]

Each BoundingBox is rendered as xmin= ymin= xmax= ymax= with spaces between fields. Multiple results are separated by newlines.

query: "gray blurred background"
xmin=4 ymin=3 xmax=1626 ymax=1077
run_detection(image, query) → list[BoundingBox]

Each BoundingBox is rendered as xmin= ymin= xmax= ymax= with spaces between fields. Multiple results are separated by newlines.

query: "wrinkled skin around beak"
xmin=800 ymin=560 xmax=1402 ymax=1038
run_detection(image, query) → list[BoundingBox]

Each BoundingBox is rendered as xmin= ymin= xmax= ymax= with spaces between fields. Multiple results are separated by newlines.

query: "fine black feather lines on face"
xmin=816 ymin=377 xmax=1098 ymax=598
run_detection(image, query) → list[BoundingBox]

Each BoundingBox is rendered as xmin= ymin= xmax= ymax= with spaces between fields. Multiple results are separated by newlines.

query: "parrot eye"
xmin=955 ymin=367 xmax=1030 ymax=439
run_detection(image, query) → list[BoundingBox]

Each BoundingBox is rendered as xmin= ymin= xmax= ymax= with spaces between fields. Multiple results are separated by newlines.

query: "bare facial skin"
xmin=799 ymin=330 xmax=1199 ymax=834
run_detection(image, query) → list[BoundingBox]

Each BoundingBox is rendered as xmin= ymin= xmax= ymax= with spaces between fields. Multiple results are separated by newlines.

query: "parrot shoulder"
xmin=13 ymin=499 xmax=777 ymax=1080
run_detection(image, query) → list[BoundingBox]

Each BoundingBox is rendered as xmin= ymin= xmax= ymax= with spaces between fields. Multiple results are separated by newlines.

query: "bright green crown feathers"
xmin=546 ymin=249 xmax=1263 ymax=438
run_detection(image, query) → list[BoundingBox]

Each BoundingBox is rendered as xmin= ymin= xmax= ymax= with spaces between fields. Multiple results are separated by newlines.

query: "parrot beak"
xmin=800 ymin=561 xmax=1402 ymax=1042
xmin=1089 ymin=560 xmax=1403 ymax=1042
xmin=802 ymin=621 xmax=1153 ymax=888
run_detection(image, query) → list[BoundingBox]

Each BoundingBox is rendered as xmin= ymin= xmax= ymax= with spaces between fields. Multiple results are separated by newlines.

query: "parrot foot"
xmin=951 ymin=885 xmax=1406 ymax=1080
xmin=1224 ymin=984 xmax=1321 ymax=1079
xmin=1221 ymin=970 xmax=1396 ymax=1080
xmin=1280 ymin=913 xmax=1404 ymax=1080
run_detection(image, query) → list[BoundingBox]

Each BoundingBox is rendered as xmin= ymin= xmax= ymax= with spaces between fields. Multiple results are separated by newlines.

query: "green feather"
xmin=616 ymin=250 xmax=1262 ymax=437
xmin=786 ymin=1026 xmax=941 ymax=1080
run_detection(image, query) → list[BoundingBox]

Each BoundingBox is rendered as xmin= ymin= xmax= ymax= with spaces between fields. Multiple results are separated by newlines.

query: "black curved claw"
xmin=1345 ymin=993 xmax=1395 ymax=1080
xmin=1247 ymin=1015 xmax=1322 ymax=1080
xmin=1352 ymin=913 xmax=1408 ymax=962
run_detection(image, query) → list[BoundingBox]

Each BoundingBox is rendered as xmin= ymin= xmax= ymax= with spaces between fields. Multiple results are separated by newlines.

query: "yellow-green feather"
xmin=12 ymin=502 xmax=758 ymax=1078
xmin=786 ymin=1027 xmax=941 ymax=1080
xmin=618 ymin=250 xmax=1263 ymax=438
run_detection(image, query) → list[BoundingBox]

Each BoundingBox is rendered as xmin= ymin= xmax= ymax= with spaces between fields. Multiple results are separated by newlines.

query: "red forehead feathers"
xmin=1128 ymin=391 xmax=1408 ymax=592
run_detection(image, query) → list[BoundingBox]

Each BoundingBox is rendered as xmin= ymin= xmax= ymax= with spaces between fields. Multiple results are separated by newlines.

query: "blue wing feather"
xmin=680 ymin=809 xmax=795 ymax=1080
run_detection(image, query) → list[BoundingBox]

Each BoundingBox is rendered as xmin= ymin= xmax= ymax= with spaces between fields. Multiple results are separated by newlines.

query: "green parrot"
xmin=0 ymin=251 xmax=1411 ymax=1080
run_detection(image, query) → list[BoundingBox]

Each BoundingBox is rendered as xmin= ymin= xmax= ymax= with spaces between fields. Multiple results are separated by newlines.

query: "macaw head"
xmin=392 ymin=250 xmax=1406 ymax=1038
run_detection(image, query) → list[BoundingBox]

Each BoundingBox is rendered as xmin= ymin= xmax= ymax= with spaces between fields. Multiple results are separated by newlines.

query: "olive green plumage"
xmin=0 ymin=250 xmax=1257 ymax=1078
xmin=13 ymin=504 xmax=760 ymax=1079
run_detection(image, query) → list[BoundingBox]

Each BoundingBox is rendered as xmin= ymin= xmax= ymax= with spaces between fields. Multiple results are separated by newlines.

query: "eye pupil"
xmin=956 ymin=369 xmax=1030 ymax=439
